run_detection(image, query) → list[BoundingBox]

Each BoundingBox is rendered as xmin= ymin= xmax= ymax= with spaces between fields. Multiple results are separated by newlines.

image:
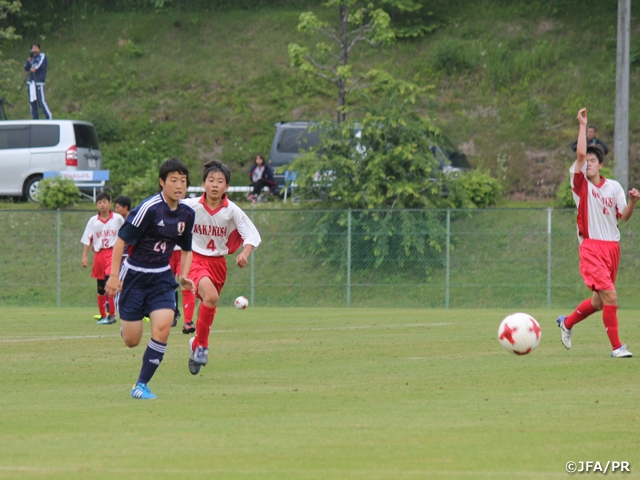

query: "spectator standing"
xmin=571 ymin=125 xmax=608 ymax=155
xmin=23 ymin=43 xmax=52 ymax=120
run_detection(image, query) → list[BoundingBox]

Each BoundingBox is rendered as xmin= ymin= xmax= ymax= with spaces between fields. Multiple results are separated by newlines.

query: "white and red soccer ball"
xmin=498 ymin=313 xmax=541 ymax=355
xmin=234 ymin=296 xmax=249 ymax=309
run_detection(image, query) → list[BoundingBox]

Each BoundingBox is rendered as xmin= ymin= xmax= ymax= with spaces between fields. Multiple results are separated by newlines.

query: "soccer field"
xmin=1 ymin=308 xmax=639 ymax=479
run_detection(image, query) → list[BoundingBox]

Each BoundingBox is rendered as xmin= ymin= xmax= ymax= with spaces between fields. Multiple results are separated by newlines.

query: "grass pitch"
xmin=1 ymin=308 xmax=639 ymax=479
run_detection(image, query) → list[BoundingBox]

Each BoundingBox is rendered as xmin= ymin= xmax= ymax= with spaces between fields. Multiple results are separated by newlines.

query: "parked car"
xmin=0 ymin=120 xmax=102 ymax=201
xmin=268 ymin=121 xmax=471 ymax=190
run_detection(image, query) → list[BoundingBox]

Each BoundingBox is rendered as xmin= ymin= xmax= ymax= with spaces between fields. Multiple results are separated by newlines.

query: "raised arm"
xmin=575 ymin=108 xmax=588 ymax=172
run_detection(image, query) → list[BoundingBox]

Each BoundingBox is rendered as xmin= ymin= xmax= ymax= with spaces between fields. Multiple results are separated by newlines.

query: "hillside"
xmin=3 ymin=1 xmax=638 ymax=200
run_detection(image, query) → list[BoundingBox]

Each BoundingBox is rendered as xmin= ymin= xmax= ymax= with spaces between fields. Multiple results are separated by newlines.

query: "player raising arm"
xmin=182 ymin=160 xmax=261 ymax=375
xmin=106 ymin=158 xmax=196 ymax=400
xmin=557 ymin=108 xmax=640 ymax=358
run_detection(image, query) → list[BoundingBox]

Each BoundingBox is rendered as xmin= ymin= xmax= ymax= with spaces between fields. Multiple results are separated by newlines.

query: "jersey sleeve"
xmin=615 ymin=183 xmax=628 ymax=218
xmin=232 ymin=206 xmax=261 ymax=249
xmin=80 ymin=217 xmax=94 ymax=246
xmin=118 ymin=203 xmax=155 ymax=245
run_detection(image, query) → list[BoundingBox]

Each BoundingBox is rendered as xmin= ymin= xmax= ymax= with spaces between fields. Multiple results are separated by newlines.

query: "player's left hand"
xmin=236 ymin=253 xmax=249 ymax=268
xmin=179 ymin=276 xmax=196 ymax=293
xmin=629 ymin=188 xmax=640 ymax=203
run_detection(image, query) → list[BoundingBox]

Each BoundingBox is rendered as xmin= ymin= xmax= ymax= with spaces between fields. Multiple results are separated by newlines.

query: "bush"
xmin=433 ymin=38 xmax=476 ymax=75
xmin=446 ymin=169 xmax=502 ymax=208
xmin=38 ymin=176 xmax=81 ymax=209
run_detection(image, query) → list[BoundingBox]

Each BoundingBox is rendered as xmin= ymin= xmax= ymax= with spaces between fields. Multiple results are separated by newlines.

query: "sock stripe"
xmin=147 ymin=339 xmax=167 ymax=354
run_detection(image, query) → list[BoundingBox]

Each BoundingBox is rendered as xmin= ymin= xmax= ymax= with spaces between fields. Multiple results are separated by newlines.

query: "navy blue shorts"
xmin=116 ymin=262 xmax=178 ymax=321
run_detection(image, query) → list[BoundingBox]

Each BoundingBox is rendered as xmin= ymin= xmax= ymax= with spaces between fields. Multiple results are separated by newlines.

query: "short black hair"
xmin=114 ymin=195 xmax=131 ymax=210
xmin=96 ymin=192 xmax=111 ymax=202
xmin=158 ymin=158 xmax=190 ymax=189
xmin=31 ymin=43 xmax=41 ymax=49
xmin=587 ymin=144 xmax=605 ymax=164
xmin=202 ymin=160 xmax=230 ymax=184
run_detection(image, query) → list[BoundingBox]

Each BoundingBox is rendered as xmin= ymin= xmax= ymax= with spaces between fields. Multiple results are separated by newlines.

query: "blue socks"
xmin=137 ymin=338 xmax=166 ymax=385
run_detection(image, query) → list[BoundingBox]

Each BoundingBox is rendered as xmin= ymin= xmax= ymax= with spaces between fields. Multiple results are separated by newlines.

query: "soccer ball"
xmin=498 ymin=313 xmax=541 ymax=355
xmin=234 ymin=296 xmax=249 ymax=309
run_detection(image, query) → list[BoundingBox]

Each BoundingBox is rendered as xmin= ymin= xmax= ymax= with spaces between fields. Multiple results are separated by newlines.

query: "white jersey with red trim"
xmin=182 ymin=195 xmax=261 ymax=257
xmin=80 ymin=211 xmax=125 ymax=252
xmin=570 ymin=160 xmax=627 ymax=243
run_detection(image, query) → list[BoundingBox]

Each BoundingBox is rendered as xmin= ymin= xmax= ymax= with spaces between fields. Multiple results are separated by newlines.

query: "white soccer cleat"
xmin=557 ymin=315 xmax=572 ymax=350
xmin=611 ymin=344 xmax=633 ymax=358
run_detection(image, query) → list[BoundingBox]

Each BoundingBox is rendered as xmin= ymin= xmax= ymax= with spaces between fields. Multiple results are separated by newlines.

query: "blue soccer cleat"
xmin=131 ymin=383 xmax=157 ymax=400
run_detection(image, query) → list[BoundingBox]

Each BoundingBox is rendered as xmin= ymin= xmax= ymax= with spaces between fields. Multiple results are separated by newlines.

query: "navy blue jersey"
xmin=118 ymin=193 xmax=195 ymax=269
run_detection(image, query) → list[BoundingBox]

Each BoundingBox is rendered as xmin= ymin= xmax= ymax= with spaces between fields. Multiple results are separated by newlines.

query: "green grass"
xmin=1 ymin=307 xmax=640 ymax=479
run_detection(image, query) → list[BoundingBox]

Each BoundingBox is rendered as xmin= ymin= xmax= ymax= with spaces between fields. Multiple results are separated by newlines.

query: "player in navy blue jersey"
xmin=106 ymin=158 xmax=196 ymax=400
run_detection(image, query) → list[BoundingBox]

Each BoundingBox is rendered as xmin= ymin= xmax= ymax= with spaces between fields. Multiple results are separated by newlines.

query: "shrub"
xmin=446 ymin=169 xmax=503 ymax=208
xmin=433 ymin=38 xmax=476 ymax=75
xmin=38 ymin=176 xmax=81 ymax=209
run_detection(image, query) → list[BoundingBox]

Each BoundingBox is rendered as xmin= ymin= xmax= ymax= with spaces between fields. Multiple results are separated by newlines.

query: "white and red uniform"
xmin=183 ymin=195 xmax=261 ymax=295
xmin=571 ymin=161 xmax=626 ymax=291
xmin=81 ymin=211 xmax=125 ymax=280
xmin=169 ymin=245 xmax=182 ymax=276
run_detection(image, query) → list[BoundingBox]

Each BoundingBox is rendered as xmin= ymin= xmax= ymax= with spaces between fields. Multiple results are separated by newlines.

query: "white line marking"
xmin=0 ymin=323 xmax=453 ymax=343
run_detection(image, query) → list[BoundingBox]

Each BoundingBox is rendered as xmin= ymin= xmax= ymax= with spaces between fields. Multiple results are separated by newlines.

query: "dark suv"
xmin=268 ymin=121 xmax=471 ymax=189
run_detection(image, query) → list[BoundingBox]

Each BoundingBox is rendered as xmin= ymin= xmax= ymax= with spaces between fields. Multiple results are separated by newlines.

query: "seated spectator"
xmin=248 ymin=154 xmax=277 ymax=202
xmin=571 ymin=125 xmax=609 ymax=155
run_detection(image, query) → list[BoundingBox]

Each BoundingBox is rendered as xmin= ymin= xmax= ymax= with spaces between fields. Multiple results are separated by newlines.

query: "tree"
xmin=0 ymin=1 xmax=21 ymax=106
xmin=288 ymin=0 xmax=396 ymax=122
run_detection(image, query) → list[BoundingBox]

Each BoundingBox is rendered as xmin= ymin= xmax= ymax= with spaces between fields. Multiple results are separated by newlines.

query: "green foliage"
xmin=82 ymin=105 xmax=124 ymax=143
xmin=432 ymin=38 xmax=476 ymax=75
xmin=37 ymin=176 xmax=81 ymax=209
xmin=556 ymin=165 xmax=613 ymax=208
xmin=446 ymin=169 xmax=503 ymax=208
xmin=120 ymin=158 xmax=162 ymax=205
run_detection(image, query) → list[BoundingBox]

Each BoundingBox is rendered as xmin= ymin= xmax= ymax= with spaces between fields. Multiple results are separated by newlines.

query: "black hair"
xmin=587 ymin=125 xmax=597 ymax=131
xmin=587 ymin=145 xmax=604 ymax=164
xmin=113 ymin=195 xmax=131 ymax=210
xmin=31 ymin=43 xmax=41 ymax=49
xmin=95 ymin=192 xmax=111 ymax=202
xmin=158 ymin=158 xmax=190 ymax=190
xmin=202 ymin=160 xmax=230 ymax=184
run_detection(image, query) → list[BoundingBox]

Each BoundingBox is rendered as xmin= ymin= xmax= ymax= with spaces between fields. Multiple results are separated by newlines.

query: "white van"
xmin=0 ymin=120 xmax=102 ymax=201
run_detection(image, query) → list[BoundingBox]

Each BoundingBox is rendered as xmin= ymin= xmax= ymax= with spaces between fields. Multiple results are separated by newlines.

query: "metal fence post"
xmin=57 ymin=209 xmax=61 ymax=308
xmin=547 ymin=208 xmax=552 ymax=309
xmin=347 ymin=209 xmax=352 ymax=308
xmin=250 ymin=209 xmax=255 ymax=307
xmin=446 ymin=209 xmax=450 ymax=309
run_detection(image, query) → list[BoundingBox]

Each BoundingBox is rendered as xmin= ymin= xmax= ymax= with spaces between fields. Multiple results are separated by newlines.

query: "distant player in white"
xmin=557 ymin=108 xmax=640 ymax=357
xmin=81 ymin=192 xmax=124 ymax=324
xmin=183 ymin=160 xmax=261 ymax=375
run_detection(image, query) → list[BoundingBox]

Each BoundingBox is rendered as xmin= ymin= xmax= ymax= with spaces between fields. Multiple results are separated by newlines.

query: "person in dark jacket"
xmin=248 ymin=154 xmax=277 ymax=202
xmin=23 ymin=43 xmax=52 ymax=119
xmin=571 ymin=125 xmax=608 ymax=155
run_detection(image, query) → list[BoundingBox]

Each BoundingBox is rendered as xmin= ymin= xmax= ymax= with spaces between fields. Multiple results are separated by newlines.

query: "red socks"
xmin=107 ymin=296 xmax=115 ymax=317
xmin=97 ymin=294 xmax=107 ymax=318
xmin=194 ymin=304 xmax=216 ymax=349
xmin=564 ymin=299 xmax=597 ymax=329
xmin=602 ymin=305 xmax=621 ymax=350
xmin=182 ymin=289 xmax=196 ymax=323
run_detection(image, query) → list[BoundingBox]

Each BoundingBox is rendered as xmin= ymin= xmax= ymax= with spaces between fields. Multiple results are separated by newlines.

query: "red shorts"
xmin=579 ymin=239 xmax=620 ymax=291
xmin=169 ymin=249 xmax=181 ymax=276
xmin=91 ymin=248 xmax=113 ymax=280
xmin=190 ymin=252 xmax=227 ymax=298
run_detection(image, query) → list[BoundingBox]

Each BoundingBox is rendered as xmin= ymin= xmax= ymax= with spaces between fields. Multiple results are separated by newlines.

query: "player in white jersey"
xmin=81 ymin=192 xmax=125 ymax=325
xmin=557 ymin=108 xmax=640 ymax=357
xmin=182 ymin=160 xmax=261 ymax=375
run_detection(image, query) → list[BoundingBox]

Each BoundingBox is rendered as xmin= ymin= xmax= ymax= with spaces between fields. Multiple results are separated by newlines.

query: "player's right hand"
xmin=81 ymin=256 xmax=88 ymax=268
xmin=577 ymin=108 xmax=587 ymax=125
xmin=105 ymin=277 xmax=121 ymax=297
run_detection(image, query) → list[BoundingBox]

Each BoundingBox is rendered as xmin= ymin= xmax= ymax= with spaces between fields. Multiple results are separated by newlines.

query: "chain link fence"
xmin=3 ymin=208 xmax=640 ymax=309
